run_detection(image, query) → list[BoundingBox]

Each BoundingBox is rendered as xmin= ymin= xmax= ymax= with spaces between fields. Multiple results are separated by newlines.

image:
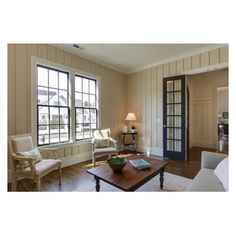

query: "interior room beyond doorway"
xmin=187 ymin=68 xmax=228 ymax=152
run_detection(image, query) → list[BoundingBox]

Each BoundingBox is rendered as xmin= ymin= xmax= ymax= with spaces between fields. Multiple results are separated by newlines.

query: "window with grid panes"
xmin=75 ymin=75 xmax=97 ymax=140
xmin=37 ymin=65 xmax=70 ymax=145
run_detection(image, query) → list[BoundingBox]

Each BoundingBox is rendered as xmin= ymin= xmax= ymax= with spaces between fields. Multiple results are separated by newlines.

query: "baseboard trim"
xmin=61 ymin=152 xmax=92 ymax=168
xmin=137 ymin=146 xmax=163 ymax=157
xmin=190 ymin=142 xmax=216 ymax=149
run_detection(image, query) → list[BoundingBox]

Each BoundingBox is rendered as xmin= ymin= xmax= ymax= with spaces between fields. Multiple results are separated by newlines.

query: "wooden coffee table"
xmin=86 ymin=155 xmax=169 ymax=192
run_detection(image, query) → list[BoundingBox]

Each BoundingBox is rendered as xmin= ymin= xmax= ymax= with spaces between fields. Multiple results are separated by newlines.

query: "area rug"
xmin=74 ymin=172 xmax=192 ymax=192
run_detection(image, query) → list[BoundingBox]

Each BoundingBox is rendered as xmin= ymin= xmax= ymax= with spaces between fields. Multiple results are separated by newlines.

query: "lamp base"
xmin=127 ymin=121 xmax=135 ymax=132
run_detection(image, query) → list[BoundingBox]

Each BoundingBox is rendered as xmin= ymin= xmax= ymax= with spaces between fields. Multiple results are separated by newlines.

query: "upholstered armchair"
xmin=8 ymin=133 xmax=62 ymax=191
xmin=91 ymin=128 xmax=119 ymax=166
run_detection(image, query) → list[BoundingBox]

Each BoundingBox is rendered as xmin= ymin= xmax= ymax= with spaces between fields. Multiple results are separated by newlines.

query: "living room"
xmin=8 ymin=43 xmax=228 ymax=192
xmin=2 ymin=1 xmax=235 ymax=236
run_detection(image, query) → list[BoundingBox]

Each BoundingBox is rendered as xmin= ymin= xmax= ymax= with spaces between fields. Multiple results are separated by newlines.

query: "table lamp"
xmin=125 ymin=113 xmax=137 ymax=132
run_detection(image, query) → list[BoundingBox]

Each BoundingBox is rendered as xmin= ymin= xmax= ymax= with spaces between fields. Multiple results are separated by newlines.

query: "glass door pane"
xmin=174 ymin=92 xmax=181 ymax=103
xmin=167 ymin=93 xmax=173 ymax=103
xmin=167 ymin=140 xmax=174 ymax=151
xmin=167 ymin=116 xmax=174 ymax=127
xmin=174 ymin=129 xmax=181 ymax=139
xmin=174 ymin=80 xmax=181 ymax=90
xmin=167 ymin=128 xmax=173 ymax=139
xmin=174 ymin=104 xmax=181 ymax=115
xmin=167 ymin=81 xmax=174 ymax=91
xmin=174 ymin=141 xmax=181 ymax=152
xmin=175 ymin=117 xmax=181 ymax=127
xmin=167 ymin=105 xmax=174 ymax=115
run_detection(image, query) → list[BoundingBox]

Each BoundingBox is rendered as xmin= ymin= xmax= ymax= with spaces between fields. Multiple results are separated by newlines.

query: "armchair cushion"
xmin=93 ymin=147 xmax=118 ymax=155
xmin=16 ymin=159 xmax=61 ymax=177
xmin=12 ymin=136 xmax=33 ymax=153
xmin=94 ymin=138 xmax=110 ymax=148
xmin=93 ymin=129 xmax=110 ymax=139
xmin=16 ymin=147 xmax=42 ymax=168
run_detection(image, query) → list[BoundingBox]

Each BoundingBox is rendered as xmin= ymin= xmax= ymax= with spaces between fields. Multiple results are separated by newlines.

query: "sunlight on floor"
xmin=83 ymin=153 xmax=143 ymax=168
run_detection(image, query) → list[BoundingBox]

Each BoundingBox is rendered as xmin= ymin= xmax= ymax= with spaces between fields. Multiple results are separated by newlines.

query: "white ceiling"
xmin=54 ymin=44 xmax=225 ymax=74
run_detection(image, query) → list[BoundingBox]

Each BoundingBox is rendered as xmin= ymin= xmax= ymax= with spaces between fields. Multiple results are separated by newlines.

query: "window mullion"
xmin=49 ymin=105 xmax=51 ymax=144
xmin=82 ymin=77 xmax=84 ymax=139
xmin=70 ymin=72 xmax=75 ymax=142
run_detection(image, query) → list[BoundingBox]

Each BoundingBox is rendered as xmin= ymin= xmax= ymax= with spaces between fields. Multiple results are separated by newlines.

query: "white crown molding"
xmin=184 ymin=62 xmax=228 ymax=75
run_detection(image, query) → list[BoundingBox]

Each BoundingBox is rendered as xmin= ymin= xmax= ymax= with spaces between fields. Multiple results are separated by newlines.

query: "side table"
xmin=121 ymin=132 xmax=137 ymax=153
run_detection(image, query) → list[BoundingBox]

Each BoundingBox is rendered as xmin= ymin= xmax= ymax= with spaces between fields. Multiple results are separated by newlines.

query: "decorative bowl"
xmin=107 ymin=157 xmax=128 ymax=172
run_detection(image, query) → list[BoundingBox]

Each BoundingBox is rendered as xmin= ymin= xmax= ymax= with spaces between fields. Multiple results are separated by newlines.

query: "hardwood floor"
xmin=9 ymin=147 xmax=217 ymax=191
xmin=165 ymin=146 xmax=216 ymax=179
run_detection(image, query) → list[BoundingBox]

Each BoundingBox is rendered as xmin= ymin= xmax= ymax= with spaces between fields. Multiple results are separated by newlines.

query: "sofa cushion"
xmin=186 ymin=168 xmax=225 ymax=191
xmin=201 ymin=151 xmax=227 ymax=169
xmin=214 ymin=157 xmax=228 ymax=191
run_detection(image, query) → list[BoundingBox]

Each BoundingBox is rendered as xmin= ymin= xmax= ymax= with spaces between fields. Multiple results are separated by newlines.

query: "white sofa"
xmin=186 ymin=151 xmax=228 ymax=191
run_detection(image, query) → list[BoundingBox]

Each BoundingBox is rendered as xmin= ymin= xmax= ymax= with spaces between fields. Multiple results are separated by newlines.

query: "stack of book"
xmin=129 ymin=159 xmax=151 ymax=170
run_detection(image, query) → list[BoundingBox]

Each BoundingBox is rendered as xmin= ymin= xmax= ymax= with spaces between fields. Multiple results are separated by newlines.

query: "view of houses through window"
xmin=75 ymin=75 xmax=97 ymax=140
xmin=37 ymin=65 xmax=98 ymax=146
xmin=37 ymin=65 xmax=70 ymax=145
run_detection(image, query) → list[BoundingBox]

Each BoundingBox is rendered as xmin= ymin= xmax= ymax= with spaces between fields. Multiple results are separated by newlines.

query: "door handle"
xmin=163 ymin=125 xmax=166 ymax=128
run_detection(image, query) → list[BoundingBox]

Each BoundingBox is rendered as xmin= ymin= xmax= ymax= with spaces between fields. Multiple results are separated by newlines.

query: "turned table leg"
xmin=95 ymin=176 xmax=100 ymax=192
xmin=159 ymin=168 xmax=164 ymax=190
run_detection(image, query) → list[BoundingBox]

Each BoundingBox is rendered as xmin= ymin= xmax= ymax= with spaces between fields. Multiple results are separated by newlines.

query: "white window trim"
xmin=31 ymin=56 xmax=101 ymax=147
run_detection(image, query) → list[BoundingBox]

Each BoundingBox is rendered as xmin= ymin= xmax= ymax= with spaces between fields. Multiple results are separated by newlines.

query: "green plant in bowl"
xmin=107 ymin=157 xmax=128 ymax=172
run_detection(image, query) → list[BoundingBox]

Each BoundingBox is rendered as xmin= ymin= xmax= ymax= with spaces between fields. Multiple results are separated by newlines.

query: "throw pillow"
xmin=16 ymin=147 xmax=42 ymax=168
xmin=94 ymin=138 xmax=110 ymax=148
xmin=214 ymin=157 xmax=228 ymax=191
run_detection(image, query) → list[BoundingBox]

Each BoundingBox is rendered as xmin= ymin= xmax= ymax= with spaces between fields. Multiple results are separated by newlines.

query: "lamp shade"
xmin=125 ymin=113 xmax=137 ymax=121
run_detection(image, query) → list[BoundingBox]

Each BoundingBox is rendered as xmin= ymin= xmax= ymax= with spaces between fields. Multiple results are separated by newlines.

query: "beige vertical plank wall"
xmin=8 ymin=44 xmax=126 ymax=166
xmin=8 ymin=45 xmax=16 ymax=136
xmin=15 ymin=45 xmax=28 ymax=134
xmin=126 ymin=46 xmax=228 ymax=156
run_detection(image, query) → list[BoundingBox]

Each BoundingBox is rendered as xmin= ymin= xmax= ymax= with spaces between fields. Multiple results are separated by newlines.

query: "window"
xmin=35 ymin=62 xmax=99 ymax=146
xmin=75 ymin=75 xmax=97 ymax=140
xmin=37 ymin=65 xmax=70 ymax=145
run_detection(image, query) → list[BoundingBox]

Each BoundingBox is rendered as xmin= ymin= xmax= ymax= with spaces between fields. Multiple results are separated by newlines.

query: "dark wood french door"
xmin=163 ymin=75 xmax=186 ymax=160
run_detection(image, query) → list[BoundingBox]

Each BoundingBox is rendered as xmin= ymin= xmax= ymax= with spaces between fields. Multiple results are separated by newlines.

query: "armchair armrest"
xmin=109 ymin=137 xmax=117 ymax=149
xmin=91 ymin=138 xmax=95 ymax=151
xmin=12 ymin=153 xmax=36 ymax=173
xmin=201 ymin=151 xmax=228 ymax=169
xmin=12 ymin=153 xmax=35 ymax=162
